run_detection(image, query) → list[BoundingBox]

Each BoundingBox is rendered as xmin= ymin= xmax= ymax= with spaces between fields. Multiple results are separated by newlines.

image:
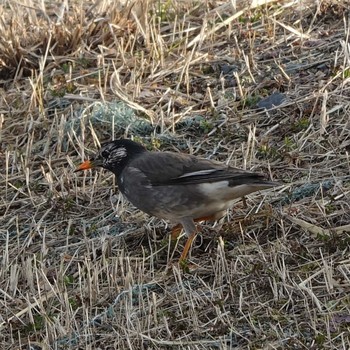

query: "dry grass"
xmin=1 ymin=0 xmax=350 ymax=349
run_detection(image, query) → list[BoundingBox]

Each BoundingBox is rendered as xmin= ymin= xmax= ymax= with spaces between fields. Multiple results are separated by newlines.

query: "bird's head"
xmin=75 ymin=139 xmax=146 ymax=175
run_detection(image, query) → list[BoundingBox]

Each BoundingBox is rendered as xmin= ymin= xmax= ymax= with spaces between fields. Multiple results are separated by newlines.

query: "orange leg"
xmin=179 ymin=231 xmax=197 ymax=262
xmin=171 ymin=224 xmax=183 ymax=240
xmin=175 ymin=214 xmax=222 ymax=261
xmin=195 ymin=214 xmax=220 ymax=222
xmin=171 ymin=214 xmax=221 ymax=240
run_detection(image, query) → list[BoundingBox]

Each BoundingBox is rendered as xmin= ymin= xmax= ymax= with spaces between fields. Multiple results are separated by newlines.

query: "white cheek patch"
xmin=107 ymin=147 xmax=127 ymax=164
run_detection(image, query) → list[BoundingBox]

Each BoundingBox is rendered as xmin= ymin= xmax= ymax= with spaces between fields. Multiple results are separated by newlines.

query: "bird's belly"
xmin=147 ymin=196 xmax=238 ymax=222
xmin=175 ymin=200 xmax=237 ymax=220
xmin=121 ymin=178 xmax=239 ymax=222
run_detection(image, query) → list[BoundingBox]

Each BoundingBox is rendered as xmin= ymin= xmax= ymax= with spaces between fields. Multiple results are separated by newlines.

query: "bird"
xmin=75 ymin=139 xmax=277 ymax=262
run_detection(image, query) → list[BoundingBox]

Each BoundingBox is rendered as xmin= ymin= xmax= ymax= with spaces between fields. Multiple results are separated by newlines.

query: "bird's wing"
xmin=129 ymin=151 xmax=275 ymax=187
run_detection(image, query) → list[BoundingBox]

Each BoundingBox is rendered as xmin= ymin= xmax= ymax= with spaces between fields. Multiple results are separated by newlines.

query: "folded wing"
xmin=130 ymin=151 xmax=276 ymax=188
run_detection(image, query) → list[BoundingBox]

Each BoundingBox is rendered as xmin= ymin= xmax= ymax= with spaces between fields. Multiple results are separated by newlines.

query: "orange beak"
xmin=74 ymin=160 xmax=94 ymax=172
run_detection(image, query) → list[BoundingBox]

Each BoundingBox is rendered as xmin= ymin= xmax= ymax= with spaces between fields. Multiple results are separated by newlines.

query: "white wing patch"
xmin=177 ymin=169 xmax=219 ymax=178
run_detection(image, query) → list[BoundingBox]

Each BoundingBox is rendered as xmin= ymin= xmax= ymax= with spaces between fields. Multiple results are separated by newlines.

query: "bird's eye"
xmin=101 ymin=150 xmax=110 ymax=159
